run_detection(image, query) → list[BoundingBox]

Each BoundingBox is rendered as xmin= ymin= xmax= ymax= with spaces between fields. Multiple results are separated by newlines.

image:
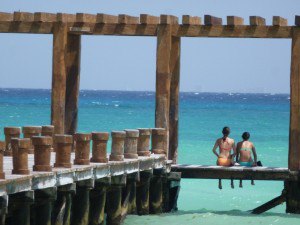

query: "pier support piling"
xmin=149 ymin=169 xmax=163 ymax=214
xmin=0 ymin=195 xmax=8 ymax=225
xmin=123 ymin=173 xmax=138 ymax=214
xmin=136 ymin=170 xmax=152 ymax=215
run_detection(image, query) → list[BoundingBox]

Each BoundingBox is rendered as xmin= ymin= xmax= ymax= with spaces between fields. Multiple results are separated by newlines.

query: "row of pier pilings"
xmin=0 ymin=126 xmax=181 ymax=225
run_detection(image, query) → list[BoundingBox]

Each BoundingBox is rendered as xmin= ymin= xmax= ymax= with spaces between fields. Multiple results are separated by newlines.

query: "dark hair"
xmin=222 ymin=127 xmax=230 ymax=136
xmin=242 ymin=132 xmax=250 ymax=140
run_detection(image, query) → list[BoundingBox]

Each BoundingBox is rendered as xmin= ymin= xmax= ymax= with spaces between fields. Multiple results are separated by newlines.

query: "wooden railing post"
xmin=51 ymin=23 xmax=68 ymax=134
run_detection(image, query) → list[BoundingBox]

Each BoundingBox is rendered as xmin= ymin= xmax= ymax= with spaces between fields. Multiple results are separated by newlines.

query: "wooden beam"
xmin=169 ymin=36 xmax=180 ymax=163
xmin=160 ymin=15 xmax=178 ymax=25
xmin=13 ymin=12 xmax=34 ymax=22
xmin=171 ymin=165 xmax=299 ymax=181
xmin=76 ymin=13 xmax=96 ymax=23
xmin=34 ymin=12 xmax=56 ymax=22
xmin=182 ymin=15 xmax=201 ymax=25
xmin=204 ymin=15 xmax=222 ymax=25
xmin=273 ymin=16 xmax=288 ymax=26
xmin=289 ymin=27 xmax=300 ymax=171
xmin=118 ymin=14 xmax=139 ymax=24
xmin=64 ymin=34 xmax=81 ymax=135
xmin=96 ymin=13 xmax=118 ymax=24
xmin=250 ymin=16 xmax=266 ymax=26
xmin=227 ymin=16 xmax=244 ymax=25
xmin=51 ymin=23 xmax=68 ymax=134
xmin=295 ymin=16 xmax=300 ymax=26
xmin=56 ymin=13 xmax=76 ymax=23
xmin=0 ymin=12 xmax=13 ymax=21
xmin=252 ymin=193 xmax=286 ymax=214
xmin=140 ymin=14 xmax=159 ymax=25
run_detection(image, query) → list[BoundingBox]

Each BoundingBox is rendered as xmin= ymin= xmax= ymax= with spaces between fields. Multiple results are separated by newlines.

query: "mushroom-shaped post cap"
xmin=74 ymin=133 xmax=92 ymax=141
xmin=124 ymin=129 xmax=139 ymax=138
xmin=92 ymin=132 xmax=109 ymax=141
xmin=11 ymin=138 xmax=31 ymax=148
xmin=151 ymin=128 xmax=167 ymax=135
xmin=0 ymin=141 xmax=5 ymax=150
xmin=22 ymin=126 xmax=42 ymax=134
xmin=41 ymin=125 xmax=54 ymax=133
xmin=32 ymin=136 xmax=53 ymax=146
xmin=111 ymin=131 xmax=126 ymax=138
xmin=54 ymin=135 xmax=73 ymax=144
xmin=4 ymin=127 xmax=21 ymax=135
xmin=137 ymin=128 xmax=152 ymax=136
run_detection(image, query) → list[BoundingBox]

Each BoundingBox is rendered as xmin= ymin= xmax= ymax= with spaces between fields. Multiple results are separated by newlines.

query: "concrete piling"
xmin=11 ymin=138 xmax=30 ymax=175
xmin=32 ymin=136 xmax=52 ymax=172
xmin=91 ymin=132 xmax=109 ymax=163
xmin=42 ymin=125 xmax=55 ymax=151
xmin=54 ymin=135 xmax=73 ymax=168
xmin=22 ymin=126 xmax=42 ymax=154
xmin=124 ymin=129 xmax=139 ymax=159
xmin=74 ymin=133 xmax=91 ymax=165
xmin=109 ymin=131 xmax=126 ymax=161
xmin=137 ymin=128 xmax=151 ymax=157
xmin=4 ymin=127 xmax=21 ymax=156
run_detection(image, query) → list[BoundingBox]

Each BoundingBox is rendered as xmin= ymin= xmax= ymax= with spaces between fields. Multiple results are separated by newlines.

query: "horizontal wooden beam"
xmin=34 ymin=12 xmax=56 ymax=22
xmin=76 ymin=13 xmax=96 ymax=23
xmin=14 ymin=12 xmax=34 ymax=22
xmin=57 ymin=13 xmax=76 ymax=23
xmin=182 ymin=15 xmax=201 ymax=25
xmin=171 ymin=164 xmax=299 ymax=181
xmin=97 ymin=13 xmax=118 ymax=24
xmin=118 ymin=14 xmax=139 ymax=24
xmin=0 ymin=12 xmax=13 ymax=21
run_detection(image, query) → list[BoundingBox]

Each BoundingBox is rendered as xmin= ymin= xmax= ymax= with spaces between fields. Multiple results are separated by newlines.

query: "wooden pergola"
xmin=1 ymin=12 xmax=300 ymax=213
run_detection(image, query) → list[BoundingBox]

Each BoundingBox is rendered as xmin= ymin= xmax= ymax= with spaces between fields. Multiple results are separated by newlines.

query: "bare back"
xmin=215 ymin=137 xmax=235 ymax=159
xmin=236 ymin=141 xmax=255 ymax=162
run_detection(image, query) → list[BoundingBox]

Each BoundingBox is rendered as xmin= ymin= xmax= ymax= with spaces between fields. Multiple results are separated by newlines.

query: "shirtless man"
xmin=236 ymin=132 xmax=257 ymax=167
xmin=212 ymin=127 xmax=236 ymax=166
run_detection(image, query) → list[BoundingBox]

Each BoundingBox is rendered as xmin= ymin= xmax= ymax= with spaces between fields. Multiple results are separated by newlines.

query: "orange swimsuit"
xmin=217 ymin=146 xmax=232 ymax=166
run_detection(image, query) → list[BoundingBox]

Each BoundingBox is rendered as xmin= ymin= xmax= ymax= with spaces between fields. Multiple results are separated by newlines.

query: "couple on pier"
xmin=212 ymin=127 xmax=258 ymax=167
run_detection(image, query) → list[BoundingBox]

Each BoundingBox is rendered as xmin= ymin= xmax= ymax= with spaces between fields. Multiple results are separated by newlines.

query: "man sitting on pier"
xmin=212 ymin=127 xmax=236 ymax=166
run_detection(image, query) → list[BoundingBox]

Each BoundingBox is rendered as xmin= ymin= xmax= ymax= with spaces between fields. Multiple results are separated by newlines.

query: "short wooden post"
xmin=22 ymin=126 xmax=42 ymax=154
xmin=11 ymin=138 xmax=30 ymax=175
xmin=0 ymin=142 xmax=5 ymax=179
xmin=169 ymin=35 xmax=181 ymax=163
xmin=31 ymin=188 xmax=56 ymax=225
xmin=124 ymin=129 xmax=139 ymax=159
xmin=137 ymin=128 xmax=151 ymax=156
xmin=106 ymin=175 xmax=126 ymax=225
xmin=136 ymin=170 xmax=153 ymax=215
xmin=6 ymin=191 xmax=34 ymax=225
xmin=287 ymin=26 xmax=300 ymax=213
xmin=72 ymin=179 xmax=94 ymax=225
xmin=51 ymin=23 xmax=68 ymax=134
xmin=54 ymin=135 xmax=73 ymax=168
xmin=64 ymin=34 xmax=81 ymax=135
xmin=4 ymin=127 xmax=21 ymax=156
xmin=109 ymin=131 xmax=125 ymax=161
xmin=42 ymin=125 xmax=55 ymax=152
xmin=32 ymin=136 xmax=52 ymax=172
xmin=151 ymin=128 xmax=167 ymax=156
xmin=74 ymin=133 xmax=91 ymax=165
xmin=149 ymin=170 xmax=163 ymax=214
xmin=91 ymin=132 xmax=109 ymax=163
xmin=52 ymin=183 xmax=76 ymax=225
xmin=89 ymin=178 xmax=109 ymax=225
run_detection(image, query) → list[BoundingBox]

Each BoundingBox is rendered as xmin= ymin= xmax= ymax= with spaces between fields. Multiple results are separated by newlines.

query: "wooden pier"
xmin=0 ymin=11 xmax=300 ymax=222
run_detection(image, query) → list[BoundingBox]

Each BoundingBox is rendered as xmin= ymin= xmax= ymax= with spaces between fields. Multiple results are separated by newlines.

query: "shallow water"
xmin=0 ymin=88 xmax=297 ymax=225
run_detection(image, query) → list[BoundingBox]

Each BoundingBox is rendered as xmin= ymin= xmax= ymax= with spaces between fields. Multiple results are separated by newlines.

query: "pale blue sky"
xmin=0 ymin=0 xmax=299 ymax=93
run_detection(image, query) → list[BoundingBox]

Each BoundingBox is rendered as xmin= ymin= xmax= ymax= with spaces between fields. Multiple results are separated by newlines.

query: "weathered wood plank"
xmin=160 ymin=15 xmax=178 ymax=25
xmin=34 ymin=12 xmax=56 ymax=22
xmin=64 ymin=34 xmax=81 ymax=135
xmin=250 ymin=16 xmax=266 ymax=26
xmin=169 ymin=36 xmax=180 ymax=163
xmin=140 ymin=14 xmax=159 ymax=25
xmin=76 ymin=13 xmax=96 ymax=23
xmin=56 ymin=13 xmax=76 ymax=23
xmin=182 ymin=15 xmax=201 ymax=25
xmin=13 ymin=12 xmax=34 ymax=22
xmin=204 ymin=15 xmax=222 ymax=25
xmin=51 ymin=23 xmax=68 ymax=134
xmin=289 ymin=27 xmax=300 ymax=171
xmin=295 ymin=16 xmax=300 ymax=26
xmin=118 ymin=14 xmax=139 ymax=24
xmin=0 ymin=12 xmax=13 ymax=21
xmin=96 ymin=13 xmax=118 ymax=24
xmin=273 ymin=16 xmax=288 ymax=26
xmin=227 ymin=16 xmax=244 ymax=25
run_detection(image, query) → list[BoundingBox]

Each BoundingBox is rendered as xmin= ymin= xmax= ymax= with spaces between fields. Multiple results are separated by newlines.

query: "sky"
xmin=0 ymin=0 xmax=299 ymax=93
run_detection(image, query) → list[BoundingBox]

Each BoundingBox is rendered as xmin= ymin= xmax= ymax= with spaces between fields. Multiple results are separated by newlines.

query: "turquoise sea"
xmin=0 ymin=88 xmax=299 ymax=225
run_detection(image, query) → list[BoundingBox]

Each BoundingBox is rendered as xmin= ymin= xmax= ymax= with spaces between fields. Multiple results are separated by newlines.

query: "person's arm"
xmin=235 ymin=143 xmax=240 ymax=162
xmin=232 ymin=141 xmax=236 ymax=158
xmin=212 ymin=140 xmax=219 ymax=158
xmin=252 ymin=145 xmax=257 ymax=166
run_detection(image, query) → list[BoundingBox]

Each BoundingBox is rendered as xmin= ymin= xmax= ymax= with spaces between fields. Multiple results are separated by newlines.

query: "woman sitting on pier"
xmin=236 ymin=132 xmax=257 ymax=167
xmin=212 ymin=127 xmax=236 ymax=166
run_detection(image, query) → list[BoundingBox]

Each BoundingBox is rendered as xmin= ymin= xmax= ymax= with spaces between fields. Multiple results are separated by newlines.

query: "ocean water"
xmin=0 ymin=88 xmax=299 ymax=225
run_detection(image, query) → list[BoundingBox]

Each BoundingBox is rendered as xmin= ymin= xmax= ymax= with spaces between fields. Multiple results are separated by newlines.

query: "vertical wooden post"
xmin=287 ymin=27 xmax=300 ymax=213
xmin=155 ymin=15 xmax=178 ymax=153
xmin=65 ymin=34 xmax=81 ymax=135
xmin=51 ymin=23 xmax=68 ymax=134
xmin=169 ymin=36 xmax=181 ymax=163
xmin=136 ymin=170 xmax=152 ymax=215
xmin=149 ymin=169 xmax=163 ymax=214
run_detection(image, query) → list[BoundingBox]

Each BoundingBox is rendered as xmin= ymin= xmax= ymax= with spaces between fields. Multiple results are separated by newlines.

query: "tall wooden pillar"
xmin=51 ymin=23 xmax=68 ymax=134
xmin=155 ymin=15 xmax=178 ymax=158
xmin=64 ymin=34 xmax=81 ymax=135
xmin=169 ymin=36 xmax=181 ymax=164
xmin=287 ymin=27 xmax=300 ymax=213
